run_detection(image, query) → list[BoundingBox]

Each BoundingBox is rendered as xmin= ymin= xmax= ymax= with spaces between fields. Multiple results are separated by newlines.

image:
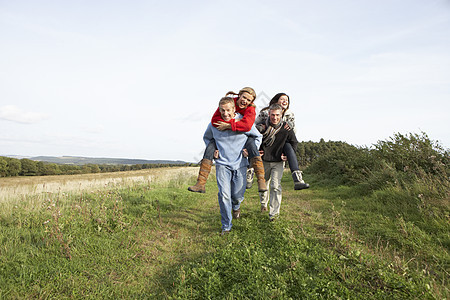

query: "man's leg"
xmin=230 ymin=166 xmax=247 ymax=219
xmin=269 ymin=162 xmax=284 ymax=219
xmin=216 ymin=164 xmax=233 ymax=232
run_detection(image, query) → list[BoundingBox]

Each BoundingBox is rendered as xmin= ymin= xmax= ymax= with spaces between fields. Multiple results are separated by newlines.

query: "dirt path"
xmin=0 ymin=167 xmax=199 ymax=201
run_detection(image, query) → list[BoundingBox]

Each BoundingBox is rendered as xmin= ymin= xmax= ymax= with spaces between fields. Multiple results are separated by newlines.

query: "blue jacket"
xmin=203 ymin=121 xmax=262 ymax=170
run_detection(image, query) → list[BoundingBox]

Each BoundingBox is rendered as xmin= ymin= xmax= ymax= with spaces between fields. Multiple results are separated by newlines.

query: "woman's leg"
xmin=283 ymin=142 xmax=310 ymax=190
xmin=203 ymin=139 xmax=217 ymax=160
xmin=244 ymin=136 xmax=260 ymax=160
xmin=244 ymin=136 xmax=267 ymax=192
xmin=188 ymin=140 xmax=216 ymax=193
xmin=283 ymin=142 xmax=300 ymax=172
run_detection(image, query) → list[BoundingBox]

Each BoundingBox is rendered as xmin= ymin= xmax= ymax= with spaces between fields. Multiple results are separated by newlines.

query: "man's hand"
xmin=214 ymin=150 xmax=220 ymax=159
xmin=242 ymin=149 xmax=249 ymax=157
xmin=214 ymin=121 xmax=232 ymax=131
xmin=259 ymin=150 xmax=264 ymax=157
xmin=284 ymin=123 xmax=291 ymax=131
xmin=281 ymin=154 xmax=287 ymax=161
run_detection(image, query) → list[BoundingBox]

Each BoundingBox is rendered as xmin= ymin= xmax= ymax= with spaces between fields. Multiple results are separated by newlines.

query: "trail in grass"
xmin=149 ymin=173 xmax=444 ymax=299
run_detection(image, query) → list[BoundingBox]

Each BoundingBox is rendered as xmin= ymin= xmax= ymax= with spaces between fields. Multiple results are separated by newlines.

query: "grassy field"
xmin=0 ymin=167 xmax=448 ymax=299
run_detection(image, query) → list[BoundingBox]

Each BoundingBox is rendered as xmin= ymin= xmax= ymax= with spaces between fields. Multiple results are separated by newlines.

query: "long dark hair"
xmin=261 ymin=93 xmax=290 ymax=114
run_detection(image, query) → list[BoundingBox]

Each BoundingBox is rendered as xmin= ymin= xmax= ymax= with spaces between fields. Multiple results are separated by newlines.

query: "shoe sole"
xmin=187 ymin=188 xmax=206 ymax=193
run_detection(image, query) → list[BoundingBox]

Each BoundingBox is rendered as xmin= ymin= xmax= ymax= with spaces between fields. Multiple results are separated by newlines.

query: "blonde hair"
xmin=225 ymin=87 xmax=256 ymax=107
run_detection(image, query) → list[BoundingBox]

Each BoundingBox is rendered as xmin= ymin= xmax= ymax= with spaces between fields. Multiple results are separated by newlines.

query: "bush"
xmin=307 ymin=132 xmax=449 ymax=196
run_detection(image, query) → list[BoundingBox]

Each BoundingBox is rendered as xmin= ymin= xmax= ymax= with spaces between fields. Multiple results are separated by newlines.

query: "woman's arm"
xmin=283 ymin=110 xmax=296 ymax=131
xmin=212 ymin=105 xmax=256 ymax=132
xmin=230 ymin=105 xmax=256 ymax=132
xmin=255 ymin=109 xmax=268 ymax=133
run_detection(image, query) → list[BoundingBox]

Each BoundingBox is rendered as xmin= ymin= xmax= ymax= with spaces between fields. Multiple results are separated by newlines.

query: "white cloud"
xmin=0 ymin=105 xmax=49 ymax=124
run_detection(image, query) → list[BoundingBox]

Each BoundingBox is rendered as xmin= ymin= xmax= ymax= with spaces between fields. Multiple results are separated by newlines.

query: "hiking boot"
xmin=221 ymin=230 xmax=230 ymax=236
xmin=292 ymin=170 xmax=310 ymax=190
xmin=246 ymin=168 xmax=254 ymax=189
xmin=250 ymin=157 xmax=267 ymax=192
xmin=232 ymin=209 xmax=241 ymax=219
xmin=188 ymin=159 xmax=213 ymax=193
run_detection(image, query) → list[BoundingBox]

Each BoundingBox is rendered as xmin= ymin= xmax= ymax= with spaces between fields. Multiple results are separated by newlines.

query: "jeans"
xmin=283 ymin=142 xmax=299 ymax=172
xmin=259 ymin=161 xmax=284 ymax=218
xmin=203 ymin=139 xmax=217 ymax=160
xmin=203 ymin=137 xmax=260 ymax=161
xmin=216 ymin=164 xmax=247 ymax=231
xmin=244 ymin=136 xmax=260 ymax=159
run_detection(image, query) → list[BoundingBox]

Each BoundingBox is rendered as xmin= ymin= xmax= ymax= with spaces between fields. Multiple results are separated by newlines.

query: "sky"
xmin=1 ymin=0 xmax=449 ymax=163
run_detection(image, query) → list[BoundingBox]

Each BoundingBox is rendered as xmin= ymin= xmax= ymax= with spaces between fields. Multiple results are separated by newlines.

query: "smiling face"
xmin=236 ymin=92 xmax=254 ymax=110
xmin=277 ymin=95 xmax=289 ymax=110
xmin=219 ymin=102 xmax=235 ymax=122
xmin=269 ymin=109 xmax=282 ymax=126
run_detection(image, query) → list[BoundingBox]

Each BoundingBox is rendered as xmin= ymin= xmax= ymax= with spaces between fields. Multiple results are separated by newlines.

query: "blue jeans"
xmin=203 ymin=139 xmax=217 ymax=160
xmin=244 ymin=136 xmax=260 ymax=159
xmin=203 ymin=137 xmax=260 ymax=160
xmin=283 ymin=142 xmax=299 ymax=172
xmin=216 ymin=164 xmax=247 ymax=231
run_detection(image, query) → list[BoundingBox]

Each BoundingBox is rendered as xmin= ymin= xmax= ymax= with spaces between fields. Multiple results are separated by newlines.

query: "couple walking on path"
xmin=188 ymin=87 xmax=309 ymax=234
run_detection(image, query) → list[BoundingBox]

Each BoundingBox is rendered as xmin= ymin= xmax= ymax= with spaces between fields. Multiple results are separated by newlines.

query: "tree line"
xmin=0 ymin=156 xmax=193 ymax=177
xmin=296 ymin=138 xmax=356 ymax=167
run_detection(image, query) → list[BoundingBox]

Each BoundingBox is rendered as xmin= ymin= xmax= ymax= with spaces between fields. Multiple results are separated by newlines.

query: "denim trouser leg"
xmin=216 ymin=165 xmax=246 ymax=231
xmin=244 ymin=137 xmax=260 ymax=160
xmin=283 ymin=142 xmax=300 ymax=172
xmin=203 ymin=139 xmax=217 ymax=160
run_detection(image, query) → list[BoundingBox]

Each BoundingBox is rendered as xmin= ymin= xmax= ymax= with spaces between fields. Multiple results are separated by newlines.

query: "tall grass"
xmin=0 ymin=134 xmax=448 ymax=298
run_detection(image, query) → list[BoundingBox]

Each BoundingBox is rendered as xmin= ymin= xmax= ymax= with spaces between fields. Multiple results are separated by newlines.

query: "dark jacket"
xmin=259 ymin=121 xmax=298 ymax=162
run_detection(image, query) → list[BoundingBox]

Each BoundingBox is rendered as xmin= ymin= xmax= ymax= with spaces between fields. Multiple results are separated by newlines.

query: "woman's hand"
xmin=214 ymin=150 xmax=220 ymax=159
xmin=256 ymin=124 xmax=266 ymax=133
xmin=281 ymin=154 xmax=287 ymax=161
xmin=214 ymin=121 xmax=232 ymax=131
xmin=242 ymin=149 xmax=249 ymax=157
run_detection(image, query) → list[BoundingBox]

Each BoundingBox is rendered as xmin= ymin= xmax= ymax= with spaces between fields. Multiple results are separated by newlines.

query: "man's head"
xmin=268 ymin=103 xmax=283 ymax=126
xmin=218 ymin=97 xmax=236 ymax=121
xmin=236 ymin=87 xmax=256 ymax=110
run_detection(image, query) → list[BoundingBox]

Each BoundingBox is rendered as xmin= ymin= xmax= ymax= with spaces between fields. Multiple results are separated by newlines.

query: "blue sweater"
xmin=203 ymin=121 xmax=262 ymax=170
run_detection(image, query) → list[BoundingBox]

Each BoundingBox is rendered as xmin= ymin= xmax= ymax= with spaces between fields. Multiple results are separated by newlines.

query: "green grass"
xmin=0 ymin=171 xmax=448 ymax=299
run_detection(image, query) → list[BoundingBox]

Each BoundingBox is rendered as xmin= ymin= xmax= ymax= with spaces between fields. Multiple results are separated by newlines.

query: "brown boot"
xmin=250 ymin=157 xmax=267 ymax=192
xmin=188 ymin=159 xmax=213 ymax=193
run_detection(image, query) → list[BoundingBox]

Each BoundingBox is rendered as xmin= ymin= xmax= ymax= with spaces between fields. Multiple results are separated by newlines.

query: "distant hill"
xmin=4 ymin=155 xmax=188 ymax=166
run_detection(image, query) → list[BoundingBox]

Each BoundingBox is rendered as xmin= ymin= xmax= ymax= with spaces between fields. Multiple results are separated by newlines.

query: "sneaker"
xmin=221 ymin=230 xmax=230 ymax=236
xmin=292 ymin=170 xmax=310 ymax=190
xmin=232 ymin=209 xmax=241 ymax=219
xmin=294 ymin=182 xmax=310 ymax=190
xmin=246 ymin=168 xmax=254 ymax=189
xmin=261 ymin=205 xmax=267 ymax=212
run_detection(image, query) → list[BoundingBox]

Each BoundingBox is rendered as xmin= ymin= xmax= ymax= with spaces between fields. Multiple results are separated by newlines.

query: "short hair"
xmin=218 ymin=96 xmax=235 ymax=108
xmin=268 ymin=103 xmax=283 ymax=112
